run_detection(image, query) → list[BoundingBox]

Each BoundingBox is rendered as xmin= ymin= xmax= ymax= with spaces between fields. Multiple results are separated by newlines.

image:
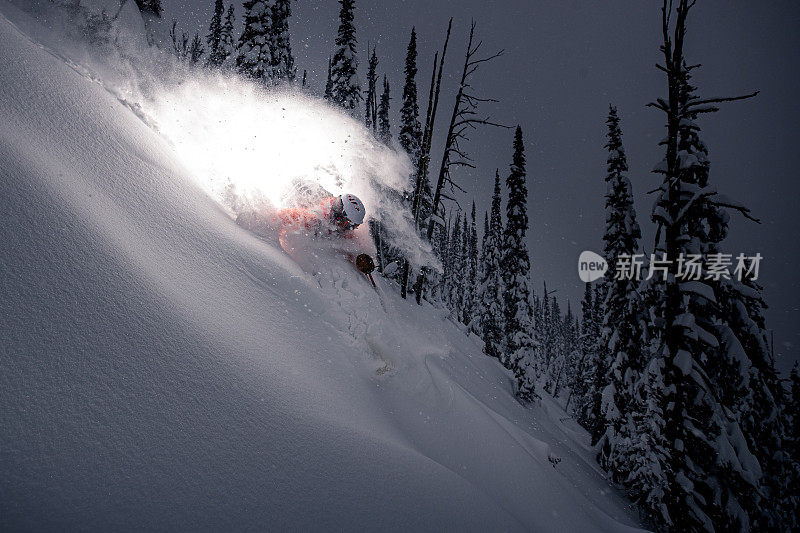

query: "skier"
xmin=237 ymin=192 xmax=376 ymax=276
xmin=278 ymin=193 xmax=364 ymax=236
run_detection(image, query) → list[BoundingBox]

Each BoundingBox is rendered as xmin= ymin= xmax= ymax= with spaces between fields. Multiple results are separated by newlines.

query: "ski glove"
xmin=356 ymin=254 xmax=376 ymax=274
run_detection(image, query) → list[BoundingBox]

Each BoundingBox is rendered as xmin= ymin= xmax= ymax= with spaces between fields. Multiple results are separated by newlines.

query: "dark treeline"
xmin=158 ymin=0 xmax=799 ymax=530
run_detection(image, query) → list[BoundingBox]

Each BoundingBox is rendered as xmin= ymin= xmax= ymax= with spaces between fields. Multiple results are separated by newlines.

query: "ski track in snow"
xmin=0 ymin=4 xmax=645 ymax=531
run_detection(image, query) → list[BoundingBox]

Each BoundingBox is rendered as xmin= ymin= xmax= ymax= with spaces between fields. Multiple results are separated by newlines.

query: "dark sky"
xmin=165 ymin=0 xmax=800 ymax=374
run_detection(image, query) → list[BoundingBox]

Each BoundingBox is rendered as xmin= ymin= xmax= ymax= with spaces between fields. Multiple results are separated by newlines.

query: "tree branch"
xmin=686 ymin=91 xmax=759 ymax=108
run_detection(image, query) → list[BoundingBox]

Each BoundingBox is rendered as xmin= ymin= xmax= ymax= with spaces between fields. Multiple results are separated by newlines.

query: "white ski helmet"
xmin=335 ymin=193 xmax=366 ymax=227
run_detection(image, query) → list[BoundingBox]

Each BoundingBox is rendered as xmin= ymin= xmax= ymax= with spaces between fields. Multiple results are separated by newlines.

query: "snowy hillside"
xmin=0 ymin=4 xmax=642 ymax=530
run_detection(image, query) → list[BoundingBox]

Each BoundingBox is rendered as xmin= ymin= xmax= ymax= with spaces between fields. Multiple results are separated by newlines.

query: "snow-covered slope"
xmin=0 ymin=6 xmax=642 ymax=531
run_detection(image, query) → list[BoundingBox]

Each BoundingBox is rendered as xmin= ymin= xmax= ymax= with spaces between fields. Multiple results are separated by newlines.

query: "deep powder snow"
xmin=0 ymin=4 xmax=643 ymax=531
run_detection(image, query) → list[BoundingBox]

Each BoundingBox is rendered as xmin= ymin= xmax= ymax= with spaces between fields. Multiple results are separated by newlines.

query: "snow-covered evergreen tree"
xmin=328 ymin=0 xmax=361 ymax=114
xmin=785 ymin=364 xmax=800 ymax=520
xmin=458 ymin=214 xmax=470 ymax=322
xmin=324 ymin=56 xmax=333 ymax=100
xmin=545 ymin=295 xmax=565 ymax=395
xmin=236 ymin=0 xmax=273 ymax=82
xmin=432 ymin=216 xmax=451 ymax=305
xmin=501 ymin=126 xmax=537 ymax=395
xmin=481 ymin=211 xmax=489 ymax=261
xmin=476 ymin=209 xmax=489 ymax=313
xmin=270 ymin=0 xmax=296 ymax=82
xmin=461 ymin=202 xmax=479 ymax=329
xmin=205 ymin=0 xmax=225 ymax=67
xmin=470 ymin=206 xmax=480 ymax=317
xmin=788 ymin=363 xmax=800 ymax=460
xmin=719 ymin=277 xmax=799 ymax=529
xmin=641 ymin=2 xmax=778 ymax=528
xmin=218 ymin=5 xmax=236 ymax=67
xmin=399 ymin=28 xmax=422 ymax=160
xmin=595 ymin=105 xmax=645 ymax=478
xmin=447 ymin=212 xmax=464 ymax=319
xmin=788 ymin=364 xmax=800 ymax=525
xmin=532 ymin=284 xmax=547 ymax=378
xmin=625 ymin=351 xmax=672 ymax=526
xmin=575 ymin=283 xmax=598 ymax=429
xmin=448 ymin=212 xmax=464 ymax=312
xmin=561 ymin=304 xmax=583 ymax=408
xmin=400 ymin=28 xmax=433 ymax=235
xmin=378 ymin=75 xmax=391 ymax=146
xmin=478 ymin=171 xmax=505 ymax=362
xmin=586 ymin=277 xmax=609 ymax=445
xmin=364 ymin=47 xmax=378 ymax=131
xmin=551 ymin=301 xmax=577 ymax=398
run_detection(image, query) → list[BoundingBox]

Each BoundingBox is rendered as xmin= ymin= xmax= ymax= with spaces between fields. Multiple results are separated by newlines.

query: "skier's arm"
xmin=339 ymin=225 xmax=376 ymax=268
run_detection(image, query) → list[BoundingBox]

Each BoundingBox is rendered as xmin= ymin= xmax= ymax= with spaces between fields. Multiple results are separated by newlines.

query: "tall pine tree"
xmin=457 ymin=214 xmax=471 ymax=323
xmin=625 ymin=348 xmax=671 ymax=526
xmin=545 ymin=296 xmax=565 ymax=397
xmin=575 ymin=283 xmax=598 ymax=430
xmin=397 ymin=28 xmax=431 ymax=285
xmin=205 ymin=0 xmax=225 ymax=67
xmin=478 ymin=171 xmax=505 ymax=361
xmin=218 ymin=5 xmax=236 ymax=67
xmin=433 ymin=216 xmax=452 ymax=305
xmin=378 ymin=75 xmax=391 ymax=145
xmin=324 ymin=56 xmax=333 ymax=99
xmin=364 ymin=47 xmax=378 ymax=131
xmin=718 ymin=276 xmax=798 ymax=528
xmin=595 ymin=105 xmax=645 ymax=479
xmin=638 ymin=1 xmax=774 ymax=528
xmin=328 ymin=0 xmax=361 ymax=113
xmin=270 ymin=0 xmax=296 ymax=82
xmin=501 ymin=126 xmax=537 ymax=399
xmin=788 ymin=363 xmax=800 ymax=461
xmin=236 ymin=0 xmax=273 ymax=82
xmin=399 ymin=28 xmax=422 ymax=160
xmin=448 ymin=212 xmax=464 ymax=312
xmin=462 ymin=201 xmax=479 ymax=329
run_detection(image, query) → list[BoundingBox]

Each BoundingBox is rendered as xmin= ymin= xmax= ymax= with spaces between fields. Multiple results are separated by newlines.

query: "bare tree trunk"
xmin=413 ymin=21 xmax=507 ymax=304
xmin=400 ymin=19 xmax=452 ymax=298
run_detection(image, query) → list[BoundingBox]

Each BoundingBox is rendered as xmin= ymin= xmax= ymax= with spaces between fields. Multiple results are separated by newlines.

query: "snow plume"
xmin=8 ymin=0 xmax=437 ymax=270
xmin=140 ymin=76 xmax=435 ymax=268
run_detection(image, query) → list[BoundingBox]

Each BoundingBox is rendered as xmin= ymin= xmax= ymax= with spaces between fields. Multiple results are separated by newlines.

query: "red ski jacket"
xmin=275 ymin=197 xmax=374 ymax=267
